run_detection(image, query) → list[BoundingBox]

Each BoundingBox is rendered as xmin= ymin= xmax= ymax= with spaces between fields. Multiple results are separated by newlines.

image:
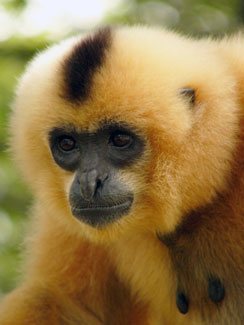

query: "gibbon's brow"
xmin=48 ymin=122 xmax=143 ymax=142
xmin=62 ymin=26 xmax=112 ymax=103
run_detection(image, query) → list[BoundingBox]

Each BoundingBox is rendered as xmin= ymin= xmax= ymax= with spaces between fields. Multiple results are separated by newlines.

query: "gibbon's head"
xmin=11 ymin=26 xmax=240 ymax=242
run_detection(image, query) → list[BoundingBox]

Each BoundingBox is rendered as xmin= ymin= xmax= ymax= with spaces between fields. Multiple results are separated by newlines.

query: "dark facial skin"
xmin=49 ymin=123 xmax=144 ymax=228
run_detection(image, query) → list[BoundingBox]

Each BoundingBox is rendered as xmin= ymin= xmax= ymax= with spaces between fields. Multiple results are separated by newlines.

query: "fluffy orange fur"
xmin=1 ymin=26 xmax=244 ymax=324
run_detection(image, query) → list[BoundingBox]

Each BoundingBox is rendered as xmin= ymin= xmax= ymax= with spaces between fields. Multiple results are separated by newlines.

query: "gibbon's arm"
xmin=0 ymin=251 xmax=147 ymax=325
xmin=0 ymin=213 xmax=147 ymax=325
xmin=0 ymin=284 xmax=103 ymax=325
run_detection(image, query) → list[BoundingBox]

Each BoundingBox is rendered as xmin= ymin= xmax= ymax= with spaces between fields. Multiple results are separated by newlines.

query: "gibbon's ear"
xmin=180 ymin=87 xmax=195 ymax=105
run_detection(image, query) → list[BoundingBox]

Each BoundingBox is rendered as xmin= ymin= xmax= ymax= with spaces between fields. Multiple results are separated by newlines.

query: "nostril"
xmin=95 ymin=173 xmax=109 ymax=194
xmin=79 ymin=169 xmax=109 ymax=201
xmin=94 ymin=179 xmax=102 ymax=197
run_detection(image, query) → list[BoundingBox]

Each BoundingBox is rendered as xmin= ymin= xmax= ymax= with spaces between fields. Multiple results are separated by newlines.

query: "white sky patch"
xmin=0 ymin=6 xmax=17 ymax=41
xmin=1 ymin=0 xmax=121 ymax=40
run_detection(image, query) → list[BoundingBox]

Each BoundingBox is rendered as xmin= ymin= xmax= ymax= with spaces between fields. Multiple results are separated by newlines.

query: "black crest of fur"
xmin=62 ymin=27 xmax=112 ymax=102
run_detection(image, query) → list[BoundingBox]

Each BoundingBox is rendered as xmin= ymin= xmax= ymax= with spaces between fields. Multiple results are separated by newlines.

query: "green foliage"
xmin=1 ymin=0 xmax=27 ymax=12
xmin=105 ymin=0 xmax=243 ymax=35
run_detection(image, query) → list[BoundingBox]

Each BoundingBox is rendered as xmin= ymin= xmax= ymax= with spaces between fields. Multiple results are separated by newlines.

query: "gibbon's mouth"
xmin=71 ymin=199 xmax=133 ymax=228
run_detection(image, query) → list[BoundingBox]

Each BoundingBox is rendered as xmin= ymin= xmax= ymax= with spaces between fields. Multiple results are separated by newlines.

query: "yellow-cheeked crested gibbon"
xmin=1 ymin=26 xmax=244 ymax=324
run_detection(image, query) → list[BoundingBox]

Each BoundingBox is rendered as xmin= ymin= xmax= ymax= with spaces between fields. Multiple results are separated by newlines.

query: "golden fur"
xmin=1 ymin=26 xmax=244 ymax=324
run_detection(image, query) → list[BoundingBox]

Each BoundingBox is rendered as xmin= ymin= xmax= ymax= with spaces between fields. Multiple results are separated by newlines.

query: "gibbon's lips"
xmin=70 ymin=198 xmax=133 ymax=228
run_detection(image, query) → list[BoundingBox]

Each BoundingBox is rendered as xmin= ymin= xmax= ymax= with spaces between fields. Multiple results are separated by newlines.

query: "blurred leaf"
xmin=1 ymin=0 xmax=27 ymax=12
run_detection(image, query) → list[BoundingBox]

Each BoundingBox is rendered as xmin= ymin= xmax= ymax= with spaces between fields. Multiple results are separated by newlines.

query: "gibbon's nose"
xmin=79 ymin=169 xmax=102 ymax=201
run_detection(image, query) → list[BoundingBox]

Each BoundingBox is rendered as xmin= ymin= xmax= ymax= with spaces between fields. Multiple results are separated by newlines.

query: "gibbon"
xmin=1 ymin=25 xmax=244 ymax=324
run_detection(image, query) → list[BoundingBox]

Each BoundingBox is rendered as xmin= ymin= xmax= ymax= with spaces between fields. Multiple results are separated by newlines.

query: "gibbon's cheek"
xmin=65 ymin=173 xmax=76 ymax=198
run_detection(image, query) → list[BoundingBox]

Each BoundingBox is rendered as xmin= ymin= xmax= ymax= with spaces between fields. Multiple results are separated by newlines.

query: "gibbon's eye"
xmin=110 ymin=132 xmax=133 ymax=148
xmin=58 ymin=136 xmax=76 ymax=152
xmin=49 ymin=129 xmax=80 ymax=171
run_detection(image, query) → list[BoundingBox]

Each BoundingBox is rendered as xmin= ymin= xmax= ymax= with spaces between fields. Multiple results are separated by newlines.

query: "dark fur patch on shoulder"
xmin=157 ymin=208 xmax=205 ymax=248
xmin=208 ymin=276 xmax=225 ymax=303
xmin=62 ymin=27 xmax=112 ymax=102
xmin=176 ymin=290 xmax=189 ymax=314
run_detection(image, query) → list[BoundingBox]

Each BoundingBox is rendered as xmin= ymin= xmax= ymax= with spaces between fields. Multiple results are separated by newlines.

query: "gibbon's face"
xmin=11 ymin=27 xmax=239 ymax=241
xmin=49 ymin=122 xmax=144 ymax=228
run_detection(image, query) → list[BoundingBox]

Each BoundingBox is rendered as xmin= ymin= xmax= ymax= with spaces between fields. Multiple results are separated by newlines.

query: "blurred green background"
xmin=0 ymin=0 xmax=243 ymax=298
